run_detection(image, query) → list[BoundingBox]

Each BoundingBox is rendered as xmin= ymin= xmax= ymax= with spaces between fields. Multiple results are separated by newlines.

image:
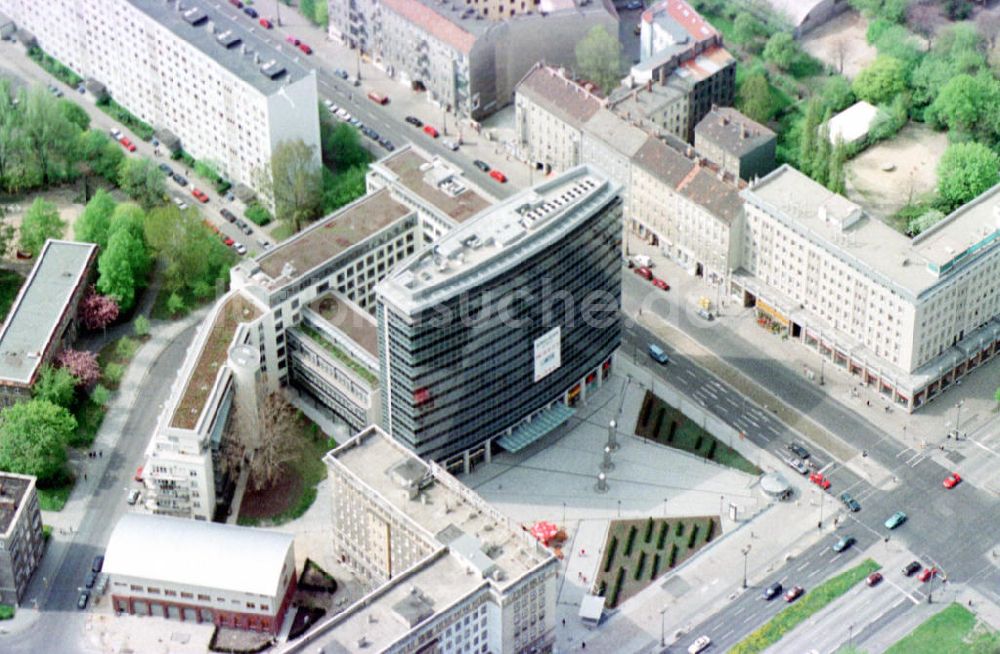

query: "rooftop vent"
xmin=181 ymin=7 xmax=207 ymax=25
xmin=216 ymin=30 xmax=241 ymax=48
xmin=260 ymin=59 xmax=286 ymax=79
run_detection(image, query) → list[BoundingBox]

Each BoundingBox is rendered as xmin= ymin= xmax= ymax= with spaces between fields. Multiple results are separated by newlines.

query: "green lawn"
xmin=731 ymin=559 xmax=881 ymax=654
xmin=38 ymin=482 xmax=73 ymax=512
xmin=635 ymin=391 xmax=761 ymax=475
xmin=595 ymin=516 xmax=720 ymax=608
xmin=885 ymin=603 xmax=985 ymax=654
xmin=0 ymin=270 xmax=25 ymax=324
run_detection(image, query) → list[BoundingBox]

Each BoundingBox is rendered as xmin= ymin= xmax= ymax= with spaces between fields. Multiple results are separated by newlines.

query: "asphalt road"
xmin=0 ymin=321 xmax=199 ymax=654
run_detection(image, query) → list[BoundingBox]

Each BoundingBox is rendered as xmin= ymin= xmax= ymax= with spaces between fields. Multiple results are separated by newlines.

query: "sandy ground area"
xmin=800 ymin=11 xmax=878 ymax=79
xmin=1 ymin=186 xmax=90 ymax=255
xmin=845 ymin=122 xmax=948 ymax=218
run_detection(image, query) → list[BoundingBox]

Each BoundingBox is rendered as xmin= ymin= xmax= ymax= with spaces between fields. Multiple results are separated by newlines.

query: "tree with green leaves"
xmin=144 ymin=204 xmax=233 ymax=301
xmin=0 ymin=205 xmax=16 ymax=259
xmin=736 ymin=73 xmax=774 ymax=124
xmin=97 ymin=227 xmax=150 ymax=311
xmin=19 ymin=198 xmax=65 ymax=256
xmin=75 ymin=130 xmax=124 ymax=182
xmin=58 ymin=99 xmax=90 ymax=131
xmin=827 ymin=139 xmax=847 ymax=195
xmin=799 ymin=99 xmax=822 ymax=177
xmin=0 ymin=80 xmax=23 ymax=192
xmin=0 ymin=398 xmax=76 ymax=484
xmin=762 ymin=32 xmax=797 ymax=71
xmin=908 ymin=209 xmax=945 ymax=236
xmin=819 ymin=76 xmax=855 ymax=114
xmin=575 ymin=25 xmax=623 ymax=94
xmin=938 ymin=142 xmax=1000 ymax=209
xmin=927 ymin=73 xmax=1000 ymax=141
xmin=32 ymin=364 xmax=77 ymax=408
xmin=852 ymin=55 xmax=907 ymax=105
xmin=732 ymin=13 xmax=765 ymax=48
xmin=21 ymin=86 xmax=78 ymax=186
xmin=322 ymin=165 xmax=368 ymax=214
xmin=118 ymin=157 xmax=167 ymax=210
xmin=257 ymin=139 xmax=323 ymax=234
xmin=321 ymin=121 xmax=370 ymax=171
xmin=995 ymin=386 xmax=1000 ymax=408
xmin=75 ymin=189 xmax=117 ymax=248
xmin=812 ymin=110 xmax=833 ymax=187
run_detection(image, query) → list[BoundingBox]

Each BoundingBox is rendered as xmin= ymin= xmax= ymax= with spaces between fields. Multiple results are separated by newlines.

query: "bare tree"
xmin=230 ymin=377 xmax=300 ymax=491
xmin=979 ymin=13 xmax=1000 ymax=51
xmin=832 ymin=38 xmax=848 ymax=75
xmin=908 ymin=2 xmax=941 ymax=49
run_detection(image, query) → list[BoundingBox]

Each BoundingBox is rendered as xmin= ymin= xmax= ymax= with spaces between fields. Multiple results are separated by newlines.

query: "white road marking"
xmin=796 ymin=562 xmax=810 ymax=572
xmin=807 ymin=568 xmax=823 ymax=579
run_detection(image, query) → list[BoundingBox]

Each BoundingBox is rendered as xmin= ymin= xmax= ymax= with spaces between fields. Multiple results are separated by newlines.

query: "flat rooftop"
xmin=0 ymin=473 xmax=32 ymax=536
xmin=912 ymin=181 xmax=1000 ymax=274
xmin=128 ymin=0 xmax=313 ymax=95
xmin=170 ymin=293 xmax=261 ymax=430
xmin=255 ymin=189 xmax=411 ymax=282
xmin=0 ymin=240 xmax=95 ymax=385
xmin=379 ymin=166 xmax=617 ymax=314
xmin=744 ymin=165 xmax=941 ymax=296
xmin=328 ymin=429 xmax=551 ymax=591
xmin=308 ymin=293 xmax=378 ymax=357
xmin=379 ymin=148 xmax=492 ymax=224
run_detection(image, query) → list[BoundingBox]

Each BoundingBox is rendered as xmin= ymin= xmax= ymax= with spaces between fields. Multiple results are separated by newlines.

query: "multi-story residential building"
xmin=377 ymin=165 xmax=623 ymax=469
xmin=105 ymin=513 xmax=296 ymax=633
xmin=286 ymin=425 xmax=558 ymax=654
xmin=738 ymin=165 xmax=1000 ymax=411
xmin=695 ymin=106 xmax=777 ymax=182
xmin=0 ymin=240 xmax=96 ymax=407
xmin=0 ymin=0 xmax=320 ymax=201
xmin=0 ymin=473 xmax=44 ymax=606
xmin=329 ymin=0 xmax=616 ymax=120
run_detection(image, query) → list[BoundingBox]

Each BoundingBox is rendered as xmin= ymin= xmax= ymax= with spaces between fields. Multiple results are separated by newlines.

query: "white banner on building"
xmin=533 ymin=326 xmax=562 ymax=382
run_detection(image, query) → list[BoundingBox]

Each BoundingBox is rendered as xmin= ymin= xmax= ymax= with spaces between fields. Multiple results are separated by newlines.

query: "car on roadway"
xmin=648 ymin=344 xmax=669 ymax=365
xmin=634 ymin=266 xmax=653 ymax=280
xmin=223 ymin=235 xmax=235 ymax=247
xmin=240 ymin=222 xmax=253 ymax=236
xmin=809 ymin=471 xmax=831 ymax=490
xmin=784 ymin=456 xmax=809 ymax=475
xmin=696 ymin=308 xmax=714 ymax=321
xmin=423 ymin=124 xmax=439 ymax=138
xmin=762 ymin=581 xmax=782 ymax=600
xmin=286 ymin=35 xmax=301 ymax=46
xmin=840 ymin=492 xmax=861 ymax=512
xmin=220 ymin=208 xmax=237 ymax=223
xmin=47 ymin=84 xmax=63 ymax=98
xmin=334 ymin=68 xmax=349 ymax=80
xmin=228 ymin=0 xmax=243 ymax=7
xmin=903 ymin=560 xmax=922 ymax=576
xmin=259 ymin=18 xmax=273 ymax=29
xmin=92 ymin=555 xmax=104 ymax=573
xmin=172 ymin=173 xmax=188 ymax=187
xmin=109 ymin=127 xmax=123 ymax=140
xmin=405 ymin=115 xmax=424 ymax=127
xmin=943 ymin=472 xmax=962 ymax=489
xmin=191 ymin=188 xmax=210 ymax=203
xmin=490 ymin=169 xmax=508 ymax=183
xmin=784 ymin=585 xmax=805 ymax=602
xmin=473 ymin=159 xmax=491 ymax=173
xmin=233 ymin=242 xmax=247 ymax=256
xmin=134 ymin=465 xmax=144 ymax=482
xmin=126 ymin=488 xmax=141 ymax=505
xmin=242 ymin=6 xmax=258 ymax=18
xmin=383 ymin=140 xmax=396 ymax=152
xmin=866 ymin=572 xmax=883 ymax=587
xmin=832 ymin=535 xmax=855 ymax=553
xmin=118 ymin=137 xmax=136 ymax=152
xmin=77 ymin=590 xmax=90 ymax=610
xmin=84 ymin=570 xmax=98 ymax=589
xmin=298 ymin=43 xmax=313 ymax=55
xmin=349 ymin=117 xmax=362 ymax=127
xmin=918 ymin=567 xmax=937 ymax=582
xmin=336 ymin=108 xmax=350 ymax=120
xmin=442 ymin=138 xmax=460 ymax=151
xmin=787 ymin=442 xmax=810 ymax=460
xmin=884 ymin=511 xmax=907 ymax=530
xmin=624 ymin=0 xmax=644 ymax=8
xmin=158 ymin=162 xmax=173 ymax=175
xmin=651 ymin=277 xmax=670 ymax=291
xmin=687 ymin=635 xmax=711 ymax=654
xmin=172 ymin=197 xmax=188 ymax=211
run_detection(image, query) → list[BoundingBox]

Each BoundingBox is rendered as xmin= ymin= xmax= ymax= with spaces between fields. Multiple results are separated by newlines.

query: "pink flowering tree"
xmin=56 ymin=349 xmax=101 ymax=388
xmin=79 ymin=286 xmax=119 ymax=331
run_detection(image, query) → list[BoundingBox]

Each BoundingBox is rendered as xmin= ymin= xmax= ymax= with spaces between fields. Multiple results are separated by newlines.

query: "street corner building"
xmin=0 ymin=472 xmax=44 ymax=606
xmin=376 ymin=165 xmax=624 ymax=471
xmin=103 ymin=513 xmax=296 ymax=634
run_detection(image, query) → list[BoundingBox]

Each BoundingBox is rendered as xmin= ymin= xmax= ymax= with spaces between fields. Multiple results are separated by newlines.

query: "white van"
xmin=632 ymin=254 xmax=652 ymax=268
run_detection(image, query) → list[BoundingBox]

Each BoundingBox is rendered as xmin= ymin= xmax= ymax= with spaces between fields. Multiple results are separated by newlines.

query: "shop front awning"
xmin=497 ymin=403 xmax=575 ymax=453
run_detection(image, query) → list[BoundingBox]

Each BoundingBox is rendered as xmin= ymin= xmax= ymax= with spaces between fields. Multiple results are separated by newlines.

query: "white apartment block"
xmin=284 ymin=425 xmax=558 ymax=654
xmin=0 ymin=0 xmax=320 ymax=200
xmin=738 ymin=165 xmax=1000 ymax=411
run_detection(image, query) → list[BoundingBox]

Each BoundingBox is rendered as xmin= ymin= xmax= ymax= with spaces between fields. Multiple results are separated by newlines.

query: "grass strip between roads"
xmin=884 ymin=603 xmax=980 ymax=654
xmin=730 ymin=558 xmax=880 ymax=654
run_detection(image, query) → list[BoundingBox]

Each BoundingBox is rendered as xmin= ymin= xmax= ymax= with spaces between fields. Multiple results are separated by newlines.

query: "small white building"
xmin=828 ymin=101 xmax=879 ymax=146
xmin=105 ymin=514 xmax=296 ymax=634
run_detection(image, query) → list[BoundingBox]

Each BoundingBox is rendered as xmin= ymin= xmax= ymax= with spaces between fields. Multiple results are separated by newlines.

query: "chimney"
xmin=740 ymin=124 xmax=748 ymax=139
xmin=646 ymin=79 xmax=652 ymax=93
xmin=719 ymin=114 xmax=728 ymax=127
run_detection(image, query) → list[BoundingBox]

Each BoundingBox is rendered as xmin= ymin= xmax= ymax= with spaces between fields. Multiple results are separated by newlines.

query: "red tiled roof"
xmin=642 ymin=0 xmax=718 ymax=43
xmin=381 ymin=0 xmax=477 ymax=55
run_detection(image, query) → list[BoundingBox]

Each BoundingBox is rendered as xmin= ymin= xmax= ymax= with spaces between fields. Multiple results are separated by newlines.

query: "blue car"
xmin=648 ymin=344 xmax=669 ymax=365
xmin=243 ymin=6 xmax=258 ymax=18
xmin=884 ymin=511 xmax=907 ymax=530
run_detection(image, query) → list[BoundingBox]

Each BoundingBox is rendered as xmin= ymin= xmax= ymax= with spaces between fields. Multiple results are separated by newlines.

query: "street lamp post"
xmin=617 ymin=499 xmax=621 ymax=518
xmin=562 ymin=501 xmax=566 ymax=526
xmin=741 ymin=544 xmax=752 ymax=589
xmin=663 ymin=498 xmax=668 ymax=517
xmin=819 ymin=357 xmax=825 ymax=386
xmin=818 ymin=488 xmax=824 ymax=529
xmin=954 ymin=400 xmax=964 ymax=440
xmin=660 ymin=606 xmax=668 ymax=647
xmin=849 ymin=624 xmax=854 ymax=646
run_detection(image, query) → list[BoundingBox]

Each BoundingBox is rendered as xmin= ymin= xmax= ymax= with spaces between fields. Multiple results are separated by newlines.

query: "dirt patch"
xmin=845 ymin=122 xmax=948 ymax=218
xmin=238 ymin=462 xmax=304 ymax=521
xmin=0 ymin=186 xmax=89 ymax=257
xmin=800 ymin=11 xmax=877 ymax=80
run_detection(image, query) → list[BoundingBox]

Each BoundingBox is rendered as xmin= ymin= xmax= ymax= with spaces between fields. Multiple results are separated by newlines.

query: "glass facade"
xmin=379 ymin=196 xmax=623 ymax=462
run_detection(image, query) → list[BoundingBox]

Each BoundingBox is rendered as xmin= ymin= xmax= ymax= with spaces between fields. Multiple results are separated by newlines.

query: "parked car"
xmin=687 ymin=636 xmax=711 ymax=654
xmin=228 ymin=0 xmax=243 ymax=7
xmin=258 ymin=239 xmax=272 ymax=251
xmin=696 ymin=308 xmax=714 ymax=321
xmin=298 ymin=43 xmax=313 ymax=55
xmin=633 ymin=266 xmax=653 ymax=280
xmin=240 ymin=222 xmax=253 ymax=236
xmin=77 ymin=590 xmax=90 ymax=610
xmin=172 ymin=197 xmax=188 ymax=211
xmin=223 ymin=235 xmax=235 ymax=247
xmin=242 ymin=6 xmax=258 ymax=18
xmin=787 ymin=442 xmax=811 ymax=460
xmin=423 ymin=124 xmax=439 ymax=138
xmin=632 ymin=254 xmax=653 ymax=268
xmin=172 ymin=173 xmax=188 ymax=187
xmin=866 ymin=572 xmax=883 ymax=587
xmin=235 ymin=218 xmax=248 ymax=230
xmin=118 ymin=137 xmax=136 ymax=152
xmin=92 ymin=555 xmax=104 ymax=573
xmin=442 ymin=139 xmax=460 ymax=151
xmin=367 ymin=91 xmax=389 ymax=105
xmin=762 ymin=582 xmax=782 ymax=600
xmin=473 ymin=159 xmax=491 ymax=172
xmin=784 ymin=456 xmax=808 ymax=475
xmin=84 ymin=570 xmax=98 ymax=589
xmin=109 ymin=127 xmax=123 ymax=140
xmin=902 ymin=560 xmax=922 ymax=576
xmin=286 ymin=35 xmax=301 ymax=46
xmin=336 ymin=108 xmax=350 ymax=120
xmin=158 ymin=162 xmax=173 ymax=175
xmin=651 ymin=277 xmax=669 ymax=291
xmin=784 ymin=586 xmax=805 ymax=602
xmin=490 ymin=169 xmax=508 ymax=183
xmin=220 ymin=208 xmax=237 ymax=223
xmin=134 ymin=465 xmax=144 ymax=482
xmin=918 ymin=567 xmax=937 ymax=583
xmin=832 ymin=536 xmax=855 ymax=553
xmin=191 ymin=188 xmax=209 ymax=203
xmin=839 ymin=492 xmax=861 ymax=512
xmin=648 ymin=344 xmax=669 ymax=365
xmin=47 ymin=84 xmax=63 ymax=98
xmin=943 ymin=472 xmax=962 ymax=489
xmin=809 ymin=472 xmax=831 ymax=490
xmin=259 ymin=18 xmax=273 ymax=29
xmin=884 ymin=511 xmax=907 ymax=530
xmin=126 ymin=488 xmax=141 ymax=505
xmin=405 ymin=115 xmax=424 ymax=127
xmin=233 ymin=242 xmax=247 ymax=255
xmin=334 ymin=68 xmax=349 ymax=80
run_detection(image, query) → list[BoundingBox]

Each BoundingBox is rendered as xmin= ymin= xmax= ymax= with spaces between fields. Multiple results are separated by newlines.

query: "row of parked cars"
xmin=324 ymin=99 xmax=396 ymax=152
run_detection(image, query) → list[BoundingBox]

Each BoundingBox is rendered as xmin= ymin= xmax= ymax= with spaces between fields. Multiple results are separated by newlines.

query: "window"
xmin=198 ymin=594 xmax=210 ymax=601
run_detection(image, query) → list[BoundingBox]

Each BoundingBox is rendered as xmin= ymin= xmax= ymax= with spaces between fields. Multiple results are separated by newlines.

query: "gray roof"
xmin=516 ymin=65 xmax=604 ymax=130
xmin=584 ymin=109 xmax=650 ymax=158
xmin=695 ymin=107 xmax=776 ymax=158
xmin=631 ymin=135 xmax=695 ymax=187
xmin=0 ymin=240 xmax=95 ymax=385
xmin=0 ymin=473 xmax=33 ymax=537
xmin=127 ymin=0 xmax=314 ymax=95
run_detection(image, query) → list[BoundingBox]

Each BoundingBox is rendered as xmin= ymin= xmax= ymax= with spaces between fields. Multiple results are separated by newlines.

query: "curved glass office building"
xmin=377 ymin=166 xmax=623 ymax=470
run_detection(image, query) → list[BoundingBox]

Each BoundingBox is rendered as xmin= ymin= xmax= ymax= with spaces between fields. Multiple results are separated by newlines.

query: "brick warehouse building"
xmin=104 ymin=514 xmax=296 ymax=634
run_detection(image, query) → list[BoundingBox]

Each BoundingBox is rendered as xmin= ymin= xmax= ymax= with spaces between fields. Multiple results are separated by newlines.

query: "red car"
xmin=633 ymin=266 xmax=653 ymax=280
xmin=134 ymin=465 xmax=143 ymax=482
xmin=490 ymin=169 xmax=507 ymax=183
xmin=118 ymin=137 xmax=136 ymax=152
xmin=809 ymin=472 xmax=831 ymax=490
xmin=918 ymin=567 xmax=937 ymax=583
xmin=191 ymin=188 xmax=210 ymax=203
xmin=784 ymin=586 xmax=805 ymax=603
xmin=423 ymin=124 xmax=439 ymax=138
xmin=943 ymin=472 xmax=961 ymax=489
xmin=651 ymin=277 xmax=669 ymax=291
xmin=286 ymin=35 xmax=300 ymax=46
xmin=223 ymin=235 xmax=235 ymax=247
xmin=228 ymin=0 xmax=243 ymax=7
xmin=259 ymin=18 xmax=273 ymax=29
xmin=866 ymin=572 xmax=883 ymax=587
xmin=298 ymin=43 xmax=313 ymax=55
